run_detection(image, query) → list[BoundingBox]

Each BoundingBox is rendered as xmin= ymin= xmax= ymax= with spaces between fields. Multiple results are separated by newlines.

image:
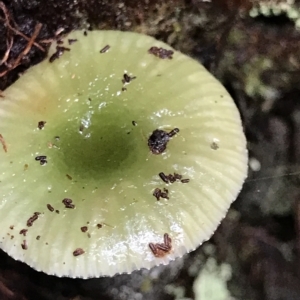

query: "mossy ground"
xmin=0 ymin=0 xmax=300 ymax=299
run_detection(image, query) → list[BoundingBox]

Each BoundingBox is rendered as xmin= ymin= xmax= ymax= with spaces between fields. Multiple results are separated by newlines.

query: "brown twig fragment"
xmin=0 ymin=134 xmax=7 ymax=152
xmin=26 ymin=212 xmax=40 ymax=227
xmin=0 ymin=2 xmax=46 ymax=77
xmin=0 ymin=35 xmax=13 ymax=66
xmin=100 ymin=44 xmax=110 ymax=53
xmin=0 ymin=277 xmax=15 ymax=298
xmin=39 ymin=28 xmax=65 ymax=44
xmin=49 ymin=46 xmax=70 ymax=63
xmin=8 ymin=23 xmax=43 ymax=71
xmin=0 ymin=2 xmax=45 ymax=52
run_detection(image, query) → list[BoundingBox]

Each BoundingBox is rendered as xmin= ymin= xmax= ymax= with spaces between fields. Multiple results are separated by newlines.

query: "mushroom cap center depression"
xmin=55 ymin=104 xmax=139 ymax=181
xmin=31 ymin=80 xmax=180 ymax=190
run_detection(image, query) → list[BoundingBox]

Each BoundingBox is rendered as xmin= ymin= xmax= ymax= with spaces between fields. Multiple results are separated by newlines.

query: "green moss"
xmin=250 ymin=0 xmax=300 ymax=29
xmin=193 ymin=258 xmax=232 ymax=300
xmin=243 ymin=56 xmax=273 ymax=98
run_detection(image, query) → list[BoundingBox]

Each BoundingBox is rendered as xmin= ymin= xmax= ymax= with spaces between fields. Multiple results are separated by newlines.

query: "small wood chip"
xmin=181 ymin=178 xmax=190 ymax=183
xmin=19 ymin=229 xmax=28 ymax=236
xmin=148 ymin=46 xmax=174 ymax=59
xmin=68 ymin=39 xmax=78 ymax=45
xmin=21 ymin=240 xmax=27 ymax=250
xmin=40 ymin=159 xmax=47 ymax=165
xmin=158 ymin=172 xmax=188 ymax=184
xmin=62 ymin=198 xmax=75 ymax=209
xmin=122 ymin=73 xmax=136 ymax=84
xmin=66 ymin=174 xmax=72 ymax=180
xmin=47 ymin=204 xmax=54 ymax=212
xmin=27 ymin=212 xmax=40 ymax=227
xmin=49 ymin=46 xmax=70 ymax=63
xmin=153 ymin=188 xmax=169 ymax=200
xmin=79 ymin=124 xmax=84 ymax=132
xmin=81 ymin=226 xmax=88 ymax=232
xmin=100 ymin=45 xmax=110 ymax=53
xmin=159 ymin=172 xmax=169 ymax=183
xmin=38 ymin=121 xmax=46 ymax=129
xmin=73 ymin=248 xmax=85 ymax=256
xmin=35 ymin=155 xmax=47 ymax=161
xmin=149 ymin=233 xmax=172 ymax=257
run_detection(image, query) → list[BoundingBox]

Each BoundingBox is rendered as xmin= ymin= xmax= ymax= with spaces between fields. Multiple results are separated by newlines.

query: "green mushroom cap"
xmin=0 ymin=30 xmax=248 ymax=278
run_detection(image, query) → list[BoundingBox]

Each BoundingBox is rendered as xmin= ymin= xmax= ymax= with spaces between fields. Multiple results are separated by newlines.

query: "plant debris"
xmin=21 ymin=240 xmax=27 ymax=250
xmin=62 ymin=198 xmax=75 ymax=209
xmin=148 ymin=128 xmax=179 ymax=154
xmin=68 ymin=38 xmax=77 ymax=45
xmin=153 ymin=188 xmax=169 ymax=200
xmin=100 ymin=44 xmax=110 ymax=53
xmin=122 ymin=73 xmax=136 ymax=84
xmin=37 ymin=121 xmax=46 ymax=129
xmin=148 ymin=46 xmax=174 ymax=59
xmin=47 ymin=204 xmax=54 ymax=212
xmin=49 ymin=46 xmax=70 ymax=63
xmin=159 ymin=172 xmax=179 ymax=183
xmin=35 ymin=155 xmax=47 ymax=165
xmin=19 ymin=229 xmax=27 ymax=236
xmin=0 ymin=134 xmax=7 ymax=152
xmin=181 ymin=178 xmax=190 ymax=183
xmin=149 ymin=233 xmax=172 ymax=257
xmin=26 ymin=212 xmax=40 ymax=227
xmin=66 ymin=174 xmax=72 ymax=180
xmin=80 ymin=226 xmax=88 ymax=232
xmin=0 ymin=2 xmax=46 ymax=78
xmin=73 ymin=248 xmax=84 ymax=256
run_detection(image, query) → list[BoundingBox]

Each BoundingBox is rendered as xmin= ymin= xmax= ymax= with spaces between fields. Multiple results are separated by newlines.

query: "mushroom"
xmin=0 ymin=30 xmax=248 ymax=278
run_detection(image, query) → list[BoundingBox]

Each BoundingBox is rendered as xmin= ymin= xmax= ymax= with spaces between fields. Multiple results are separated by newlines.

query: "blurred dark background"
xmin=1 ymin=0 xmax=300 ymax=299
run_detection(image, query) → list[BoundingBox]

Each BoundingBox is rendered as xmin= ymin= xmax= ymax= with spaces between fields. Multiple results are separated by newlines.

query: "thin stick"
xmin=0 ymin=34 xmax=13 ymax=65
xmin=0 ymin=2 xmax=45 ymax=52
xmin=0 ymin=134 xmax=7 ymax=153
xmin=12 ymin=23 xmax=43 ymax=66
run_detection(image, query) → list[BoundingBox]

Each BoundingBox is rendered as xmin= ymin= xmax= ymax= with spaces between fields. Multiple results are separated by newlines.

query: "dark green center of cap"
xmin=56 ymin=108 xmax=140 ymax=181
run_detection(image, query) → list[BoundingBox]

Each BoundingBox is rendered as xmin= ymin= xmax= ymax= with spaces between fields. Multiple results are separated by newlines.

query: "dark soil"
xmin=1 ymin=0 xmax=300 ymax=299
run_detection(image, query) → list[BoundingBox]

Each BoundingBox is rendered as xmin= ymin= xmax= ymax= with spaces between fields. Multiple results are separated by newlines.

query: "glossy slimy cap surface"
xmin=0 ymin=30 xmax=247 ymax=278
